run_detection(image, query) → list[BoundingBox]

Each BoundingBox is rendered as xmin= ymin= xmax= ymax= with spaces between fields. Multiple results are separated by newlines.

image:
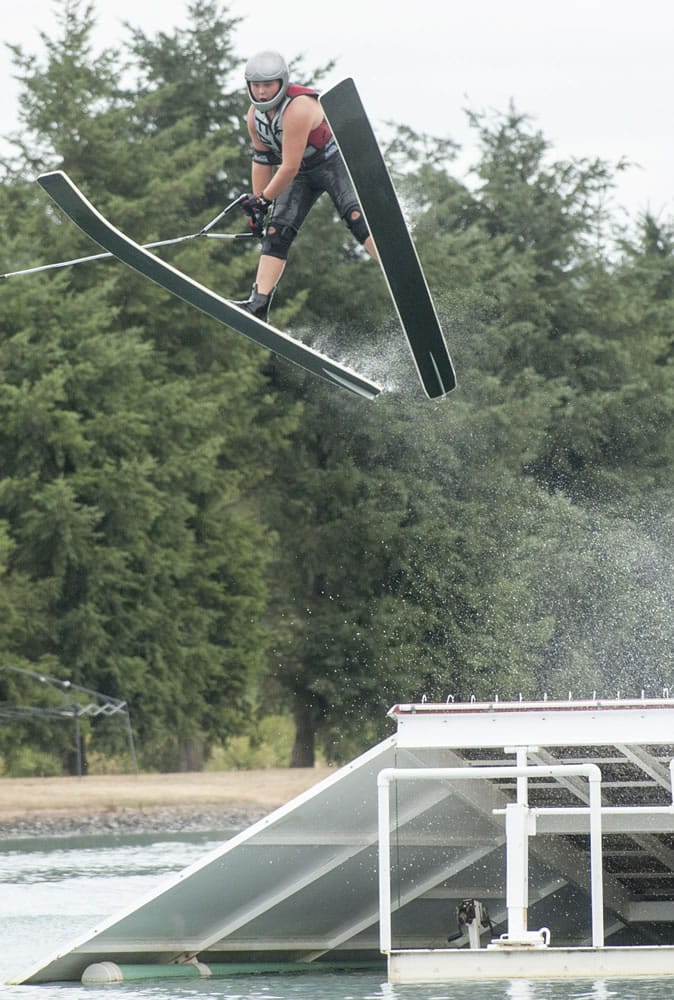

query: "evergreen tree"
xmin=0 ymin=0 xmax=297 ymax=771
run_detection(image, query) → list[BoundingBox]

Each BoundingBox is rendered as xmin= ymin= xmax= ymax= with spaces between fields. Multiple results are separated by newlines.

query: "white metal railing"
xmin=377 ymin=764 xmax=604 ymax=953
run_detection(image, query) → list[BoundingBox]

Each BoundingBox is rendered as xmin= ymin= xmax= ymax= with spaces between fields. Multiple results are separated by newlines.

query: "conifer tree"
xmin=0 ymin=0 xmax=297 ymax=770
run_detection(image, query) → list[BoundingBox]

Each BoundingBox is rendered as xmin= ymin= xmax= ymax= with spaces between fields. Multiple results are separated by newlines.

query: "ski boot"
xmin=232 ymin=283 xmax=275 ymax=323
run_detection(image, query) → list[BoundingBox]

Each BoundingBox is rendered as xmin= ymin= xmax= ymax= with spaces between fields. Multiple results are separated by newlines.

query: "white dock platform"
xmin=388 ymin=945 xmax=674 ymax=982
xmin=11 ymin=697 xmax=674 ymax=984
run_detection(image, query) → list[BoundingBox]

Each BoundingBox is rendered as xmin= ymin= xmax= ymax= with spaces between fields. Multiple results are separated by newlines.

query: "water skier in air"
xmin=233 ymin=51 xmax=377 ymax=322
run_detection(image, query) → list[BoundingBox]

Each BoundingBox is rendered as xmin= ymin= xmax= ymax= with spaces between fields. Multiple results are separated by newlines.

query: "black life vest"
xmin=252 ymin=84 xmax=336 ymax=167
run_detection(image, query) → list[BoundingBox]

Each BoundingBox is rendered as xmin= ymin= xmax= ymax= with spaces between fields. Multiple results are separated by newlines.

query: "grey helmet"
xmin=245 ymin=51 xmax=289 ymax=112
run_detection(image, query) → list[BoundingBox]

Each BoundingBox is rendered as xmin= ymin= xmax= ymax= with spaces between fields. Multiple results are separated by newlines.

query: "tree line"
xmin=0 ymin=0 xmax=672 ymax=773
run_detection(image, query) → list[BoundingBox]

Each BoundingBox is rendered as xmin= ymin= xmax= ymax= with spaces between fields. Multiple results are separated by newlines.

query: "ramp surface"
xmin=15 ymin=699 xmax=674 ymax=983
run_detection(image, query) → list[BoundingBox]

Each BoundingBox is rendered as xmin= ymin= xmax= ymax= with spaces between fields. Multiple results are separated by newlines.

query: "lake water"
xmin=1 ymin=829 xmax=673 ymax=1000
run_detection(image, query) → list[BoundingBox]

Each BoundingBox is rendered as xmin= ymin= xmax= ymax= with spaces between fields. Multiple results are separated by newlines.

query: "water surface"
xmin=1 ymin=830 xmax=672 ymax=999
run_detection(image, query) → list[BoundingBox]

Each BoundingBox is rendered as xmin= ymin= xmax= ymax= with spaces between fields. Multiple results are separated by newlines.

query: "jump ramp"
xmin=12 ymin=698 xmax=674 ymax=984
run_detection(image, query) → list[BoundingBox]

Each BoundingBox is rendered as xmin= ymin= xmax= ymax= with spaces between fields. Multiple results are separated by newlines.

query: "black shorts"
xmin=270 ymin=150 xmax=361 ymax=234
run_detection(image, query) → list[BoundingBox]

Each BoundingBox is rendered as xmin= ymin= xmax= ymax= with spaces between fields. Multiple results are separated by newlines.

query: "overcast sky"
xmin=1 ymin=0 xmax=672 ymax=224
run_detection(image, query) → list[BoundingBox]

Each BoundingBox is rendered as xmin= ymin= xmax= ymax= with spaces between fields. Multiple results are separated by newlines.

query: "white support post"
xmin=510 ymin=746 xmax=531 ymax=805
xmin=505 ymin=803 xmax=530 ymax=941
xmin=588 ymin=771 xmax=604 ymax=947
xmin=378 ymin=770 xmax=393 ymax=954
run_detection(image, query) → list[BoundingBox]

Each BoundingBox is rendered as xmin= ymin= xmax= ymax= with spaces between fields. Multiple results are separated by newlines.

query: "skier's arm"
xmin=261 ymin=97 xmax=316 ymax=201
xmin=246 ymin=108 xmax=274 ymax=197
xmin=252 ymin=160 xmax=273 ymax=196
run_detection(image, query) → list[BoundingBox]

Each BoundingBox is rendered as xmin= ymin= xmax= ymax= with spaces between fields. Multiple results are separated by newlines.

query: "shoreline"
xmin=0 ymin=767 xmax=334 ymax=841
xmin=0 ymin=803 xmax=267 ymax=841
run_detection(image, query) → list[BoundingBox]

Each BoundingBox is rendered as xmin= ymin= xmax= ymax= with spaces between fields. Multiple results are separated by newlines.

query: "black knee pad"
xmin=261 ymin=223 xmax=297 ymax=260
xmin=344 ymin=207 xmax=370 ymax=245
